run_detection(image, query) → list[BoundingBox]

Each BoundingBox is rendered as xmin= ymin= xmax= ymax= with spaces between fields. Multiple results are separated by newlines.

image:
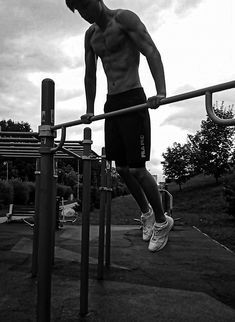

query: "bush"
xmin=10 ymin=179 xmax=30 ymax=205
xmin=223 ymin=172 xmax=235 ymax=217
xmin=25 ymin=182 xmax=35 ymax=204
xmin=56 ymin=184 xmax=73 ymax=199
xmin=0 ymin=180 xmax=13 ymax=205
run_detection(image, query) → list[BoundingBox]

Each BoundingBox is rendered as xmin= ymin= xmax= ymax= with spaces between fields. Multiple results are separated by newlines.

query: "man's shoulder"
xmin=115 ymin=9 xmax=140 ymax=25
xmin=85 ymin=24 xmax=96 ymax=38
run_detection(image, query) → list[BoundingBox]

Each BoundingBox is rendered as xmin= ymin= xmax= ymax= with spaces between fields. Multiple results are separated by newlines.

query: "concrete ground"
xmin=0 ymin=219 xmax=235 ymax=321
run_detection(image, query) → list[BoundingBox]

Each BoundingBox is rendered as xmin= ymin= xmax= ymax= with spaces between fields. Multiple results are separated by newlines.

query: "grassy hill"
xmin=167 ymin=173 xmax=235 ymax=252
xmin=90 ymin=172 xmax=235 ymax=252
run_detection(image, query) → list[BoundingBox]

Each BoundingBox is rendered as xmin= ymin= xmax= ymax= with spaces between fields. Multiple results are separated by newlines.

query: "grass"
xmin=90 ymin=173 xmax=235 ymax=252
xmin=1 ymin=173 xmax=234 ymax=252
xmin=167 ymin=173 xmax=235 ymax=252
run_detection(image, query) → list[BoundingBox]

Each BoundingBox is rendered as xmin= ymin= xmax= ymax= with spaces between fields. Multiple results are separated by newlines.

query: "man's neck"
xmin=95 ymin=3 xmax=112 ymax=30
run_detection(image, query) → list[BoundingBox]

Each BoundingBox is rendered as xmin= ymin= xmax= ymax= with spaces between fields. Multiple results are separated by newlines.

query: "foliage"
xmin=25 ymin=181 xmax=36 ymax=204
xmin=56 ymin=184 xmax=73 ymax=199
xmin=0 ymin=180 xmax=13 ymax=205
xmin=162 ymin=104 xmax=235 ymax=187
xmin=0 ymin=119 xmax=32 ymax=132
xmin=162 ymin=142 xmax=193 ymax=190
xmin=110 ymin=167 xmax=129 ymax=197
xmin=0 ymin=119 xmax=35 ymax=181
xmin=223 ymin=171 xmax=235 ymax=217
xmin=10 ymin=179 xmax=30 ymax=205
xmin=188 ymin=106 xmax=234 ymax=182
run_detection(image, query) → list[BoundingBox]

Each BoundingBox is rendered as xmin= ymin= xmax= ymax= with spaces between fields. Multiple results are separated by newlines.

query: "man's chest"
xmin=90 ymin=23 xmax=127 ymax=57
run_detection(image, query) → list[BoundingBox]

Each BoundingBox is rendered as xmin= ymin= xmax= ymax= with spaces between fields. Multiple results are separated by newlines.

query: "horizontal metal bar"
xmin=205 ymin=92 xmax=235 ymax=126
xmin=52 ymin=80 xmax=235 ymax=131
xmin=0 ymin=142 xmax=40 ymax=147
xmin=0 ymin=137 xmax=38 ymax=142
xmin=0 ymin=153 xmax=81 ymax=159
xmin=61 ymin=146 xmax=82 ymax=159
xmin=0 ymin=131 xmax=39 ymax=137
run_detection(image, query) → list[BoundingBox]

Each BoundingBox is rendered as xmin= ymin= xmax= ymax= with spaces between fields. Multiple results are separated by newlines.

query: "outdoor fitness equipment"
xmin=35 ymin=78 xmax=235 ymax=321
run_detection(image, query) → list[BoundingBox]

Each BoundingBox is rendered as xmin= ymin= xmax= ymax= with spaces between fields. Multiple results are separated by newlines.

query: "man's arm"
xmin=117 ymin=10 xmax=166 ymax=107
xmin=83 ymin=27 xmax=97 ymax=118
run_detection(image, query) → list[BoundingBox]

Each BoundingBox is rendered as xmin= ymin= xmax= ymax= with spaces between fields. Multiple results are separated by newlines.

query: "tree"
xmin=162 ymin=142 xmax=193 ymax=190
xmin=0 ymin=119 xmax=34 ymax=181
xmin=188 ymin=105 xmax=235 ymax=183
xmin=0 ymin=119 xmax=32 ymax=132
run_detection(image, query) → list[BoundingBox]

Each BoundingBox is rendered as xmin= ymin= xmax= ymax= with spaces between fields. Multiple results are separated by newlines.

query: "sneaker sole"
xmin=143 ymin=235 xmax=152 ymax=242
xmin=148 ymin=218 xmax=174 ymax=252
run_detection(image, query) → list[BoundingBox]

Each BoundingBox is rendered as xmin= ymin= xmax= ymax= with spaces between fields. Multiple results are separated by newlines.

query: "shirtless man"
xmin=65 ymin=0 xmax=174 ymax=251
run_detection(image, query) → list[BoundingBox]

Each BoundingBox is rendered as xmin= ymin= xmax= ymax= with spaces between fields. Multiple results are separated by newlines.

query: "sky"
xmin=0 ymin=0 xmax=235 ymax=179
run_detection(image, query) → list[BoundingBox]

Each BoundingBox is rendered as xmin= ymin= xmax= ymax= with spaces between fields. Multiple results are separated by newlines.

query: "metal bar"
xmin=205 ymin=92 xmax=235 ymax=126
xmin=31 ymin=158 xmax=41 ymax=278
xmin=105 ymin=161 xmax=112 ymax=268
xmin=0 ymin=131 xmax=39 ymax=137
xmin=37 ymin=78 xmax=55 ymax=322
xmin=97 ymin=147 xmax=107 ymax=280
xmin=51 ymin=127 xmax=66 ymax=153
xmin=51 ymin=160 xmax=58 ymax=266
xmin=0 ymin=137 xmax=39 ymax=142
xmin=51 ymin=80 xmax=235 ymax=131
xmin=60 ymin=146 xmax=82 ymax=159
xmin=0 ymin=142 xmax=40 ymax=146
xmin=80 ymin=127 xmax=92 ymax=317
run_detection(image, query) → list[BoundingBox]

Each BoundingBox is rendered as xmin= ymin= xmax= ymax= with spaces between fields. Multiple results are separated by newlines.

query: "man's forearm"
xmin=85 ymin=76 xmax=96 ymax=114
xmin=147 ymin=51 xmax=166 ymax=96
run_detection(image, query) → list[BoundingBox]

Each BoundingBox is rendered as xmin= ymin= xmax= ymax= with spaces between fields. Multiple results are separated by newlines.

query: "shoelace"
xmin=151 ymin=222 xmax=168 ymax=241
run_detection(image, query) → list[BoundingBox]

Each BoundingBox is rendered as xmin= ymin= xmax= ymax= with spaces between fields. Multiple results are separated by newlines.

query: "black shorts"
xmin=104 ymin=87 xmax=151 ymax=167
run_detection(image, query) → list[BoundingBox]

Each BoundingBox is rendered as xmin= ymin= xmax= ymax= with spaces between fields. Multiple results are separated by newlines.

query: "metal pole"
xmin=80 ymin=127 xmax=92 ymax=317
xmin=37 ymin=78 xmax=56 ymax=322
xmin=105 ymin=161 xmax=112 ymax=267
xmin=77 ymin=159 xmax=80 ymax=200
xmin=31 ymin=158 xmax=41 ymax=277
xmin=97 ymin=147 xmax=107 ymax=280
xmin=51 ymin=80 xmax=235 ymax=131
xmin=51 ymin=159 xmax=58 ymax=266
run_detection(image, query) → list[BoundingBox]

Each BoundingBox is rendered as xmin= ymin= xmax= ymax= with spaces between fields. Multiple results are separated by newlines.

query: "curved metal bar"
xmin=51 ymin=80 xmax=235 ymax=131
xmin=51 ymin=127 xmax=66 ymax=153
xmin=205 ymin=92 xmax=235 ymax=126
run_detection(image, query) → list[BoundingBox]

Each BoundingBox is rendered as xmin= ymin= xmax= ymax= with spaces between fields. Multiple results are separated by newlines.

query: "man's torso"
xmin=88 ymin=9 xmax=142 ymax=94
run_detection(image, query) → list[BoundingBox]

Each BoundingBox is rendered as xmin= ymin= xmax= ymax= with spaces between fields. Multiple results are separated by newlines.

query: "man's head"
xmin=65 ymin=0 xmax=103 ymax=24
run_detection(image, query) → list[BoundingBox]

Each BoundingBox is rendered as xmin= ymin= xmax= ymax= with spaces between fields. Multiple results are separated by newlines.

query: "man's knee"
xmin=116 ymin=165 xmax=130 ymax=178
xmin=129 ymin=167 xmax=147 ymax=180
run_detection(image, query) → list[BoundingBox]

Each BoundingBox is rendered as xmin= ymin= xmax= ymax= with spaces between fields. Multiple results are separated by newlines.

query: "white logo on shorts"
xmin=140 ymin=135 xmax=146 ymax=158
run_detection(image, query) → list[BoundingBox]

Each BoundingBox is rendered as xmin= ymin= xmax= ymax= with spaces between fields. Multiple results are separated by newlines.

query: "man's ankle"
xmin=155 ymin=213 xmax=167 ymax=224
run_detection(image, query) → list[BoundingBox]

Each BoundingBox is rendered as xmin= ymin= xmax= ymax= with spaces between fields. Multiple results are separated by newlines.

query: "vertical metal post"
xmin=105 ymin=161 xmax=112 ymax=267
xmin=97 ymin=147 xmax=107 ymax=280
xmin=31 ymin=158 xmax=40 ymax=277
xmin=164 ymin=184 xmax=168 ymax=214
xmin=80 ymin=127 xmax=92 ymax=317
xmin=77 ymin=160 xmax=80 ymax=200
xmin=51 ymin=159 xmax=58 ymax=266
xmin=37 ymin=78 xmax=56 ymax=322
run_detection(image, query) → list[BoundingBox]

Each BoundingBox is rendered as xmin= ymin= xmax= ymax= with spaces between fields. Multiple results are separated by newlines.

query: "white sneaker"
xmin=148 ymin=215 xmax=174 ymax=252
xmin=141 ymin=207 xmax=155 ymax=241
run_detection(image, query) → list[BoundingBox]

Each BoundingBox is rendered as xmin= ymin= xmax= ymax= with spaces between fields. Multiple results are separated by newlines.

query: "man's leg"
xmin=116 ymin=164 xmax=157 ymax=242
xmin=129 ymin=167 xmax=166 ymax=223
xmin=129 ymin=166 xmax=174 ymax=251
xmin=116 ymin=165 xmax=149 ymax=214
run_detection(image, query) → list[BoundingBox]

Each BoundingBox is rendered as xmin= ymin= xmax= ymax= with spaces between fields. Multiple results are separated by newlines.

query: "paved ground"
xmin=0 ymin=219 xmax=235 ymax=321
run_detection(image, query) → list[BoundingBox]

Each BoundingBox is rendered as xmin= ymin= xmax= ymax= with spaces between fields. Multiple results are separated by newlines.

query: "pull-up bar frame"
xmin=51 ymin=80 xmax=235 ymax=132
xmin=36 ymin=78 xmax=235 ymax=321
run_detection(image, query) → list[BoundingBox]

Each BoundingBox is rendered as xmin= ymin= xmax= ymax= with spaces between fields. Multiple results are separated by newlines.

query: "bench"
xmin=6 ymin=204 xmax=35 ymax=227
xmin=59 ymin=199 xmax=80 ymax=225
xmin=6 ymin=199 xmax=81 ymax=228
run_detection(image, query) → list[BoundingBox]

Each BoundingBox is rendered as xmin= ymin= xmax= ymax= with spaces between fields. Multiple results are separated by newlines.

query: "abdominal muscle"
xmin=91 ymin=14 xmax=142 ymax=95
xmin=102 ymin=47 xmax=142 ymax=95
